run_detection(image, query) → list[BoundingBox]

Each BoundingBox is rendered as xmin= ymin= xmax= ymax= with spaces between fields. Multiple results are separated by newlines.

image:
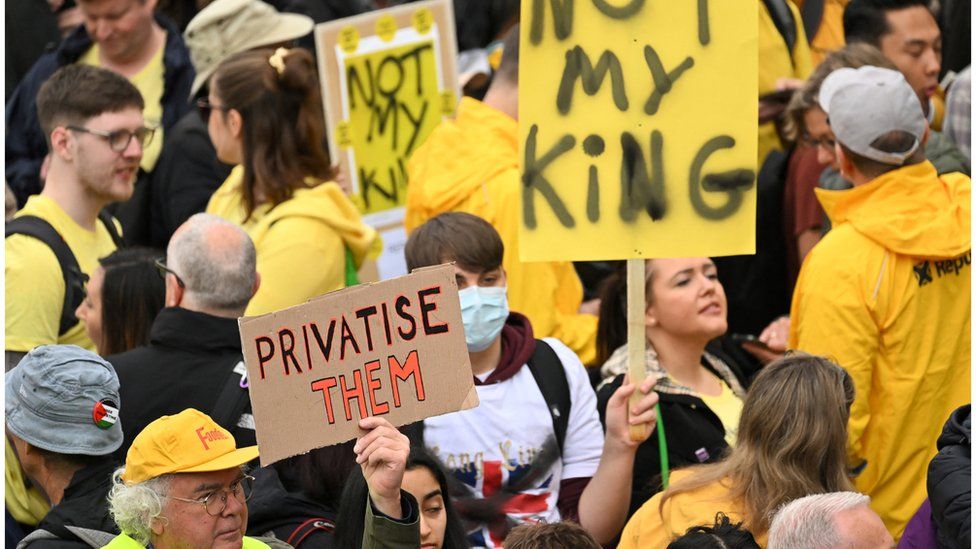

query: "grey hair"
xmin=767 ymin=492 xmax=872 ymax=549
xmin=107 ymin=468 xmax=173 ymax=546
xmin=167 ymin=213 xmax=256 ymax=313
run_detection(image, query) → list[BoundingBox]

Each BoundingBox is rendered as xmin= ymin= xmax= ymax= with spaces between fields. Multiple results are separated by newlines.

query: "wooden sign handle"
xmin=626 ymin=259 xmax=648 ymax=442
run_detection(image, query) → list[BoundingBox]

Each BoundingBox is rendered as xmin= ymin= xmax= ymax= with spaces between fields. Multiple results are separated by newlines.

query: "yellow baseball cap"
xmin=121 ymin=408 xmax=259 ymax=484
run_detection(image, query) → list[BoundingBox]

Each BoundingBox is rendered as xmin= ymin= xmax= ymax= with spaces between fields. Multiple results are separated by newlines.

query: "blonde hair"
xmin=659 ymin=353 xmax=855 ymax=534
xmin=783 ymin=43 xmax=896 ymax=142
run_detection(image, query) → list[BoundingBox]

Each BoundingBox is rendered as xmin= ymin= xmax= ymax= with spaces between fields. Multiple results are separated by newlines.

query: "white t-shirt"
xmin=424 ymin=338 xmax=604 ymax=548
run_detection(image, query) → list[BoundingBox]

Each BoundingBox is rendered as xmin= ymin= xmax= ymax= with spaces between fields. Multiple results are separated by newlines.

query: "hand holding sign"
xmin=355 ymin=416 xmax=411 ymax=519
xmin=605 ymin=375 xmax=659 ymax=449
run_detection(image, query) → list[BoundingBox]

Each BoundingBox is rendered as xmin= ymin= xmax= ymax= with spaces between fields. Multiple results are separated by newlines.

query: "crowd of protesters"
xmin=4 ymin=0 xmax=971 ymax=547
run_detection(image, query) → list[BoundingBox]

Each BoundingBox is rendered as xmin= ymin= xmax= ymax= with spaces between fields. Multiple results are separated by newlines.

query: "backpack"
xmin=5 ymin=211 xmax=123 ymax=336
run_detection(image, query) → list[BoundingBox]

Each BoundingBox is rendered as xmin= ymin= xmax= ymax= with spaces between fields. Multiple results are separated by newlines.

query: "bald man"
xmin=108 ymin=212 xmax=261 ymax=458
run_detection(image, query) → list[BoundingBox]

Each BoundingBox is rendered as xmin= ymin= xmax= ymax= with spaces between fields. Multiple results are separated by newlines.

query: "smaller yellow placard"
xmin=439 ymin=90 xmax=457 ymax=116
xmin=375 ymin=15 xmax=397 ymax=42
xmin=412 ymin=8 xmax=433 ymax=35
xmin=335 ymin=121 xmax=353 ymax=149
xmin=338 ymin=26 xmax=359 ymax=53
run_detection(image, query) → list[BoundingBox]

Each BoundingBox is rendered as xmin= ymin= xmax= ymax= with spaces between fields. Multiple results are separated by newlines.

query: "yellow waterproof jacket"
xmin=207 ymin=167 xmax=377 ymax=316
xmin=759 ymin=0 xmax=813 ymax=167
xmin=618 ymin=471 xmax=768 ymax=548
xmin=790 ymin=161 xmax=971 ymax=538
xmin=405 ymin=97 xmax=598 ymax=364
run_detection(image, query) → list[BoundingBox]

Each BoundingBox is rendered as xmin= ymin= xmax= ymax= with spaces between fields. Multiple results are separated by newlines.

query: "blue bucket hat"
xmin=6 ymin=345 xmax=123 ymax=455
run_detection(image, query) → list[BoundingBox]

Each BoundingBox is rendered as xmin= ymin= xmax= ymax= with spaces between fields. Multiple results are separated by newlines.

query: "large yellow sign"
xmin=518 ymin=0 xmax=758 ymax=261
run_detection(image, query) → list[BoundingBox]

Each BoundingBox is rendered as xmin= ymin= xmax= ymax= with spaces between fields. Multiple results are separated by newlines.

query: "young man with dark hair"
xmin=405 ymin=25 xmax=601 ymax=366
xmin=843 ymin=0 xmax=945 ymax=128
xmin=6 ymin=65 xmax=149 ymax=369
xmin=789 ymin=66 xmax=971 ymax=538
xmin=405 ymin=212 xmax=659 ymax=547
xmin=6 ymin=0 xmax=194 ymax=242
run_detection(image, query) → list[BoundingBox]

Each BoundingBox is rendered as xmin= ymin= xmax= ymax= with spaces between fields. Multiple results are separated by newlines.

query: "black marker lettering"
xmin=522 ymin=125 xmax=576 ymax=229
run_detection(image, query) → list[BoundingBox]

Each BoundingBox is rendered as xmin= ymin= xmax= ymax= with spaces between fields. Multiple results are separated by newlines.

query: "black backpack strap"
xmin=763 ymin=0 xmax=798 ymax=56
xmin=286 ymin=517 xmax=335 ymax=547
xmin=97 ymin=209 xmax=124 ymax=248
xmin=799 ymin=0 xmax=824 ymax=46
xmin=526 ymin=339 xmax=572 ymax=456
xmin=210 ymin=359 xmax=252 ymax=434
xmin=5 ymin=215 xmax=87 ymax=336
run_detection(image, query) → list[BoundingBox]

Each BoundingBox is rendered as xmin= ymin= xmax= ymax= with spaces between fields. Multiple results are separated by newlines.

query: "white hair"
xmin=167 ymin=213 xmax=256 ymax=313
xmin=767 ymin=492 xmax=871 ymax=549
xmin=107 ymin=467 xmax=173 ymax=546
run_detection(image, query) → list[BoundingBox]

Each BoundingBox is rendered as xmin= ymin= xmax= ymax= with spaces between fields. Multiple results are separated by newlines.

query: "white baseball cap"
xmin=818 ymin=66 xmax=927 ymax=166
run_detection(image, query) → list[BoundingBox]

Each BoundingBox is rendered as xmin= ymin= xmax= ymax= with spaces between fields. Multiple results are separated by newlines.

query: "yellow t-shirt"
xmin=78 ymin=39 xmax=165 ymax=172
xmin=699 ymin=380 xmax=744 ymax=446
xmin=5 ymin=196 xmax=121 ymax=352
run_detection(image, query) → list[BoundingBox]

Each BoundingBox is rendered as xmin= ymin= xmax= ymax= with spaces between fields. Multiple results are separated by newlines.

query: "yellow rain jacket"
xmin=207 ymin=167 xmax=377 ymax=316
xmin=790 ymin=161 xmax=971 ymax=538
xmin=405 ymin=97 xmax=598 ymax=364
xmin=618 ymin=471 xmax=768 ymax=548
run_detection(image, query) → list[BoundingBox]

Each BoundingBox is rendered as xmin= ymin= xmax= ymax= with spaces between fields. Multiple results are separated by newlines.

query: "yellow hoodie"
xmin=789 ymin=161 xmax=971 ymax=538
xmin=618 ymin=471 xmax=768 ymax=548
xmin=207 ymin=167 xmax=377 ymax=316
xmin=406 ymin=97 xmax=598 ymax=365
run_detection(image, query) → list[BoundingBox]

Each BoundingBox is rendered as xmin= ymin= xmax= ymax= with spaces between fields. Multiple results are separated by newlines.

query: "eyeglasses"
xmin=154 ymin=258 xmax=185 ymax=288
xmin=168 ymin=475 xmax=254 ymax=517
xmin=196 ymin=99 xmax=231 ymax=123
xmin=66 ymin=125 xmax=155 ymax=153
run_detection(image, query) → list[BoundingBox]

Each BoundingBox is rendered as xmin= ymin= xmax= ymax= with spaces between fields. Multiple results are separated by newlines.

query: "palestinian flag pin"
xmin=93 ymin=399 xmax=119 ymax=430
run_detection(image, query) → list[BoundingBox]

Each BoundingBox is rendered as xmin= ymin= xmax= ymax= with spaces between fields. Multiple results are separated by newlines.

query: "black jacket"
xmin=108 ymin=307 xmax=254 ymax=458
xmin=247 ymin=467 xmax=337 ymax=548
xmin=18 ymin=459 xmax=119 ymax=549
xmin=5 ymin=15 xmax=194 ymax=206
xmin=596 ymin=342 xmax=751 ymax=518
xmin=928 ymin=404 xmax=971 ymax=549
xmin=148 ymin=111 xmax=233 ymax=248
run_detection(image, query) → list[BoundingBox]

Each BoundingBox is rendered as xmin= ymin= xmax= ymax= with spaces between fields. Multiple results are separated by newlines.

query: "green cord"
xmin=656 ymin=402 xmax=669 ymax=488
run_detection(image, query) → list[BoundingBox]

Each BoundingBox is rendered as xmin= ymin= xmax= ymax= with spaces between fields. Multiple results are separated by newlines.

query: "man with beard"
xmin=5 ymin=64 xmax=148 ymax=370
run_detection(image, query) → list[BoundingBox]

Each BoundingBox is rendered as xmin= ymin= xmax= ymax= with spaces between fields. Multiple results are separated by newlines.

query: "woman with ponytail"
xmin=595 ymin=258 xmax=753 ymax=518
xmin=203 ymin=47 xmax=375 ymax=315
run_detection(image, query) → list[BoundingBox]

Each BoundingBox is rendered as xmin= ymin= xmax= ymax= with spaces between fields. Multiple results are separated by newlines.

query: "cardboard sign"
xmin=316 ymin=0 xmax=459 ymax=232
xmin=518 ymin=1 xmax=758 ymax=261
xmin=239 ymin=264 xmax=477 ymax=466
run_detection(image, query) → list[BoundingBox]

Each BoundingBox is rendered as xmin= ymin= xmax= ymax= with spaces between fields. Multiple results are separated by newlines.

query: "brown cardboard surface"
xmin=239 ymin=263 xmax=477 ymax=466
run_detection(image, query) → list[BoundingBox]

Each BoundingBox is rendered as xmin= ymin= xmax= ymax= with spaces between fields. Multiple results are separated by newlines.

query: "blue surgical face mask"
xmin=458 ymin=285 xmax=509 ymax=352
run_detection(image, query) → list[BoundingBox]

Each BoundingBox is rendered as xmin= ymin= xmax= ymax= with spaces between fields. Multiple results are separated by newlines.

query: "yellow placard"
xmin=343 ymin=39 xmax=442 ymax=215
xmin=338 ymin=26 xmax=359 ymax=53
xmin=375 ymin=15 xmax=397 ymax=42
xmin=412 ymin=7 xmax=433 ymax=35
xmin=518 ymin=1 xmax=758 ymax=261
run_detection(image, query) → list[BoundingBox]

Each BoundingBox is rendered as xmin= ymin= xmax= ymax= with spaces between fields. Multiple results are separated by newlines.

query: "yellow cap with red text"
xmin=121 ymin=408 xmax=259 ymax=484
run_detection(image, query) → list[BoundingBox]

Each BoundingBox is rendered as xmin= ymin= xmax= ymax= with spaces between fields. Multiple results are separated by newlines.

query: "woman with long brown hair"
xmin=617 ymin=353 xmax=856 ymax=547
xmin=596 ymin=258 xmax=754 ymax=516
xmin=204 ymin=47 xmax=375 ymax=315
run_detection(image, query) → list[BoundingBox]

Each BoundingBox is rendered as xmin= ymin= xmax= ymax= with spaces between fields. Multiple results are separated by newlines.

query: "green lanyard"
xmin=657 ymin=402 xmax=670 ymax=488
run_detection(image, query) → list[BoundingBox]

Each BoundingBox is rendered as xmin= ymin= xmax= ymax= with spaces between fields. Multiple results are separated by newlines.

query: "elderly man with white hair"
xmin=768 ymin=492 xmax=894 ymax=548
xmin=104 ymin=409 xmax=420 ymax=548
xmin=108 ymin=213 xmax=261 ymax=458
